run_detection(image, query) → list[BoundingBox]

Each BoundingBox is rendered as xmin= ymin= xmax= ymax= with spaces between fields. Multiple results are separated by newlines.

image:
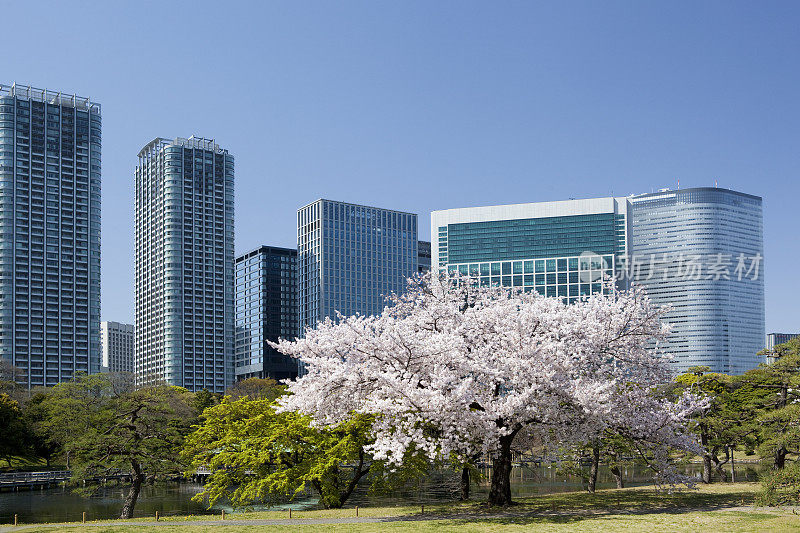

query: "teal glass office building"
xmin=431 ymin=198 xmax=629 ymax=301
xmin=298 ymin=200 xmax=417 ymax=334
xmin=630 ymin=188 xmax=764 ymax=374
xmin=0 ymin=84 xmax=101 ymax=388
xmin=235 ymin=246 xmax=298 ymax=381
xmin=433 ymin=189 xmax=765 ymax=374
xmin=135 ymin=136 xmax=234 ymax=392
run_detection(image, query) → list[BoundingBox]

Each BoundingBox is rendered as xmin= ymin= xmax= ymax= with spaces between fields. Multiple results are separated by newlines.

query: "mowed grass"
xmin=6 ymin=482 xmax=800 ymax=532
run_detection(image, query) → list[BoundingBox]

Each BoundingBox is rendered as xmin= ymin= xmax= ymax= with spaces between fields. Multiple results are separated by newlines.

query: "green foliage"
xmin=758 ymin=462 xmax=800 ymax=505
xmin=38 ymin=373 xmax=198 ymax=518
xmin=183 ymin=397 xmax=375 ymax=509
xmin=0 ymin=393 xmax=25 ymax=467
xmin=184 ymin=396 xmax=429 ymax=509
xmin=21 ymin=391 xmax=61 ymax=468
xmin=192 ymin=389 xmax=218 ymax=414
xmin=225 ymin=377 xmax=286 ymax=401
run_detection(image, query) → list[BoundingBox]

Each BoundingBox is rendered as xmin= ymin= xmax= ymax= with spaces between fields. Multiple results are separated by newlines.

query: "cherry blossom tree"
xmin=274 ymin=274 xmax=705 ymax=506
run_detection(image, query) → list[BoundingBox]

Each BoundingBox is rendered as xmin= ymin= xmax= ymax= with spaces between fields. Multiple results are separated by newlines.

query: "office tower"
xmin=766 ymin=333 xmax=799 ymax=351
xmin=298 ymin=199 xmax=418 ymax=332
xmin=235 ymin=246 xmax=298 ymax=381
xmin=630 ymin=188 xmax=764 ymax=374
xmin=431 ymin=198 xmax=630 ymax=300
xmin=765 ymin=333 xmax=799 ymax=364
xmin=135 ymin=136 xmax=234 ymax=393
xmin=100 ymin=321 xmax=134 ymax=373
xmin=417 ymin=241 xmax=431 ymax=274
xmin=0 ymin=83 xmax=101 ymax=388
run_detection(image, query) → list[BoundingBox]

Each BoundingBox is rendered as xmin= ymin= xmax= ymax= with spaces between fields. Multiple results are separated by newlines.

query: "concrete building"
xmin=101 ymin=321 xmax=134 ymax=373
xmin=766 ymin=333 xmax=799 ymax=350
xmin=0 ymin=83 xmax=102 ymax=387
xmin=235 ymin=246 xmax=298 ymax=381
xmin=135 ymin=136 xmax=234 ymax=392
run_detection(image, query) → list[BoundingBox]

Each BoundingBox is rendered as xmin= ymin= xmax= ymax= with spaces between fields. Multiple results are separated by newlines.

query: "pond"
xmin=0 ymin=463 xmax=765 ymax=524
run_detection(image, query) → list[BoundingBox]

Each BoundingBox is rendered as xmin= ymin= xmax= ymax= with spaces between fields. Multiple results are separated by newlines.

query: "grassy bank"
xmin=4 ymin=482 xmax=799 ymax=532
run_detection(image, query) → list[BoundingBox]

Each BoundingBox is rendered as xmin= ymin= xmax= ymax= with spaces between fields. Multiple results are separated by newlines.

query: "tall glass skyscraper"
xmin=135 ymin=136 xmax=234 ymax=393
xmin=431 ymin=197 xmax=629 ymax=300
xmin=235 ymin=246 xmax=298 ymax=381
xmin=297 ymin=199 xmax=417 ymax=333
xmin=432 ymin=189 xmax=765 ymax=374
xmin=0 ymin=83 xmax=101 ymax=388
xmin=630 ymin=188 xmax=764 ymax=374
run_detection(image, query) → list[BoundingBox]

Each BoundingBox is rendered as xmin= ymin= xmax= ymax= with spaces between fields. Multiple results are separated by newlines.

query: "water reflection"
xmin=0 ymin=463 xmax=765 ymax=524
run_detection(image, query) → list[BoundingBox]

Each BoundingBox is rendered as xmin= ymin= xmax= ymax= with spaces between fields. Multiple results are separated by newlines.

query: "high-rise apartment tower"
xmin=0 ymin=83 xmax=101 ymax=387
xmin=135 ymin=136 xmax=234 ymax=392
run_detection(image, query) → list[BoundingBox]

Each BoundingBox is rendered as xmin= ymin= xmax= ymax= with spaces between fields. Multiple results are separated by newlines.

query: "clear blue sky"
xmin=4 ymin=1 xmax=798 ymax=332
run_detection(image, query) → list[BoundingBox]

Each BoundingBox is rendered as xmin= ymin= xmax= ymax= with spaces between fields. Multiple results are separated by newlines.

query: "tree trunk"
xmin=729 ymin=446 xmax=735 ymax=483
xmin=702 ymin=454 xmax=712 ymax=483
xmin=774 ymin=446 xmax=787 ymax=470
xmin=610 ymin=465 xmax=624 ymax=489
xmin=488 ymin=434 xmax=514 ymax=506
xmin=587 ymin=443 xmax=600 ymax=494
xmin=700 ymin=429 xmax=712 ymax=484
xmin=120 ymin=461 xmax=144 ymax=519
xmin=711 ymin=453 xmax=727 ymax=482
xmin=460 ymin=466 xmax=470 ymax=500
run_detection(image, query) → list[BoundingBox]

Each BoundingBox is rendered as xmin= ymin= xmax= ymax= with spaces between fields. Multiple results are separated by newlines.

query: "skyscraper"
xmin=135 ymin=136 xmax=234 ymax=393
xmin=235 ymin=246 xmax=298 ymax=381
xmin=297 ymin=199 xmax=417 ymax=333
xmin=431 ymin=188 xmax=765 ymax=374
xmin=431 ymin=197 xmax=629 ymax=300
xmin=629 ymin=188 xmax=764 ymax=374
xmin=418 ymin=241 xmax=431 ymax=274
xmin=101 ymin=321 xmax=134 ymax=373
xmin=0 ymin=83 xmax=101 ymax=388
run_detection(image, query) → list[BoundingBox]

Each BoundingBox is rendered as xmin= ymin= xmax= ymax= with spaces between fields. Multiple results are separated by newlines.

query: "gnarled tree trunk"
xmin=774 ymin=446 xmax=787 ymax=470
xmin=120 ymin=460 xmax=144 ymax=519
xmin=700 ymin=429 xmax=712 ymax=484
xmin=488 ymin=434 xmax=514 ymax=506
xmin=587 ymin=443 xmax=600 ymax=494
xmin=610 ymin=464 xmax=624 ymax=489
xmin=460 ymin=466 xmax=470 ymax=500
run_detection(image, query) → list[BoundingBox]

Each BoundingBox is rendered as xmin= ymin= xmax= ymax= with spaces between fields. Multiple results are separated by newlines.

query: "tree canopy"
xmin=274 ymin=274 xmax=705 ymax=505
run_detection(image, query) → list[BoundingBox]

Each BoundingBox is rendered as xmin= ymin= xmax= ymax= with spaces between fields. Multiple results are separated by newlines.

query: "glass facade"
xmin=298 ymin=199 xmax=417 ymax=334
xmin=417 ymin=240 xmax=431 ymax=274
xmin=235 ymin=246 xmax=298 ymax=381
xmin=630 ymin=188 xmax=765 ymax=374
xmin=432 ymin=198 xmax=629 ymax=303
xmin=135 ymin=136 xmax=234 ymax=393
xmin=0 ymin=84 xmax=101 ymax=388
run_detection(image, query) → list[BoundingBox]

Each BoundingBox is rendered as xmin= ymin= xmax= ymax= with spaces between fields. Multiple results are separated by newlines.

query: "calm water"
xmin=0 ymin=463 xmax=765 ymax=524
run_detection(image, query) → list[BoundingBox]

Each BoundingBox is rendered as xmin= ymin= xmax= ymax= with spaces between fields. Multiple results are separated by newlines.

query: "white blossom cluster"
xmin=273 ymin=273 xmax=706 ymax=484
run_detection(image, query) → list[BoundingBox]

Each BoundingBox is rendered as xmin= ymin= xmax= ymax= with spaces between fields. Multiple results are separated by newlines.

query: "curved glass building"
xmin=0 ymin=84 xmax=101 ymax=388
xmin=135 ymin=136 xmax=234 ymax=392
xmin=630 ymin=188 xmax=764 ymax=374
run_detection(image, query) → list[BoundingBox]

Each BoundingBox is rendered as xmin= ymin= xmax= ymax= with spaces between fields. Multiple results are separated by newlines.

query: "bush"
xmin=758 ymin=462 xmax=800 ymax=505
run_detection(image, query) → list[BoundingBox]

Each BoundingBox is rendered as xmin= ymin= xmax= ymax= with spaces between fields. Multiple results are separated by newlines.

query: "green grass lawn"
xmin=6 ymin=482 xmax=800 ymax=532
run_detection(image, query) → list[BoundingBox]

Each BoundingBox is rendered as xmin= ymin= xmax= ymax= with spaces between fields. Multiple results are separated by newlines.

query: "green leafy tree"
xmin=22 ymin=391 xmax=61 ymax=468
xmin=225 ymin=377 xmax=285 ymax=401
xmin=671 ymin=368 xmax=757 ymax=483
xmin=192 ymin=388 xmax=219 ymax=415
xmin=0 ymin=393 xmax=25 ymax=468
xmin=740 ymin=340 xmax=800 ymax=469
xmin=183 ymin=397 xmax=428 ymax=509
xmin=41 ymin=373 xmax=197 ymax=518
